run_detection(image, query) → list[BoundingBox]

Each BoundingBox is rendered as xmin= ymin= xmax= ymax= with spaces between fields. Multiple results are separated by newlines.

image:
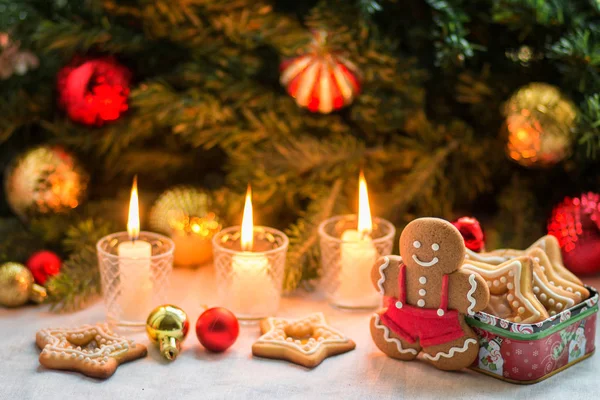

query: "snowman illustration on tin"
xmin=568 ymin=326 xmax=586 ymax=363
xmin=479 ymin=339 xmax=504 ymax=376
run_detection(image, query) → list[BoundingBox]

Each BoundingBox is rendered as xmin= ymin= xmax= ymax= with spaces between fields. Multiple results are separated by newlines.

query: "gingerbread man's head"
xmin=399 ymin=218 xmax=466 ymax=276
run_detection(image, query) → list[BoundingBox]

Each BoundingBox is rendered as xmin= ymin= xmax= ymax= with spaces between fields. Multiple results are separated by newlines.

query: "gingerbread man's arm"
xmin=370 ymin=255 xmax=401 ymax=299
xmin=447 ymin=270 xmax=489 ymax=315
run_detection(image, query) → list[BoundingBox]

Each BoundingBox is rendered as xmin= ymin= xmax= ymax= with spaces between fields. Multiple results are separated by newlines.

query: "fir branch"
xmin=0 ymin=91 xmax=50 ymax=144
xmin=578 ymin=94 xmax=600 ymax=158
xmin=493 ymin=175 xmax=544 ymax=249
xmin=284 ymin=179 xmax=345 ymax=292
xmin=33 ymin=21 xmax=141 ymax=56
xmin=0 ymin=218 xmax=41 ymax=263
xmin=386 ymin=140 xmax=458 ymax=220
xmin=491 ymin=0 xmax=569 ymax=32
xmin=357 ymin=0 xmax=383 ymax=16
xmin=548 ymin=27 xmax=600 ymax=92
xmin=46 ymin=218 xmax=115 ymax=312
xmin=425 ymin=0 xmax=482 ymax=67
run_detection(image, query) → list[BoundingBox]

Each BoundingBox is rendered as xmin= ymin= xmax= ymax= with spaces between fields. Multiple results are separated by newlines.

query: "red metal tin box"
xmin=467 ymin=286 xmax=598 ymax=384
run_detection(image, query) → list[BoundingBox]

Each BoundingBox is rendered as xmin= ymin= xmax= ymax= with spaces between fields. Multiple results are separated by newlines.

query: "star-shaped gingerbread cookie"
xmin=252 ymin=313 xmax=355 ymax=368
xmin=36 ymin=323 xmax=147 ymax=379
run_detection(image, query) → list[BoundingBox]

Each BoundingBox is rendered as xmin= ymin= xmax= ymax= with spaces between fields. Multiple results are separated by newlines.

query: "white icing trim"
xmin=464 ymin=249 xmax=508 ymax=264
xmin=466 ymin=274 xmax=478 ymax=315
xmin=377 ymin=257 xmax=390 ymax=295
xmin=412 ymin=254 xmax=439 ymax=267
xmin=533 ymin=272 xmax=575 ymax=308
xmin=462 ymin=260 xmax=541 ymax=320
xmin=255 ymin=313 xmax=349 ymax=355
xmin=422 ymin=338 xmax=477 ymax=361
xmin=373 ymin=314 xmax=418 ymax=355
xmin=39 ymin=324 xmax=133 ymax=360
xmin=376 ymin=255 xmax=402 ymax=295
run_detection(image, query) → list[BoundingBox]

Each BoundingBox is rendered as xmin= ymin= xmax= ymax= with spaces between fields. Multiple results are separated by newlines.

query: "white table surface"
xmin=1 ymin=266 xmax=599 ymax=400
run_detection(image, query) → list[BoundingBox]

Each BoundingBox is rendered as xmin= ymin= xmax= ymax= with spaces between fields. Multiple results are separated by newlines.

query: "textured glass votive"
xmin=319 ymin=214 xmax=395 ymax=310
xmin=212 ymin=226 xmax=288 ymax=321
xmin=97 ymin=231 xmax=174 ymax=329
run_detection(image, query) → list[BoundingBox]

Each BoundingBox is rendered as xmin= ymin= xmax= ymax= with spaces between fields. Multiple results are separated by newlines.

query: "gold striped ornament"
xmin=280 ymin=31 xmax=361 ymax=114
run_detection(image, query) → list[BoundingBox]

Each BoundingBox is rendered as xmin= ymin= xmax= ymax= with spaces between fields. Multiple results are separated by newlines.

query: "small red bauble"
xmin=280 ymin=30 xmax=361 ymax=114
xmin=26 ymin=250 xmax=62 ymax=285
xmin=57 ymin=56 xmax=131 ymax=126
xmin=548 ymin=192 xmax=600 ymax=275
xmin=195 ymin=307 xmax=239 ymax=352
xmin=452 ymin=216 xmax=485 ymax=252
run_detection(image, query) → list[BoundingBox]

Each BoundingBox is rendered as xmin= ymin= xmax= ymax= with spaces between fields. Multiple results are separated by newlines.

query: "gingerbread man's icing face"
xmin=399 ymin=218 xmax=466 ymax=276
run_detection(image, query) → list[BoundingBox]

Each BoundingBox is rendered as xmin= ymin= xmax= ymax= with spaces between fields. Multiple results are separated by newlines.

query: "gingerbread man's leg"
xmin=370 ymin=314 xmax=421 ymax=361
xmin=420 ymin=327 xmax=479 ymax=371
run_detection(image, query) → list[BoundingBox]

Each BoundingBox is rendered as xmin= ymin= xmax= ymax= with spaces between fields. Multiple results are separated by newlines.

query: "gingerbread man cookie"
xmin=370 ymin=218 xmax=489 ymax=371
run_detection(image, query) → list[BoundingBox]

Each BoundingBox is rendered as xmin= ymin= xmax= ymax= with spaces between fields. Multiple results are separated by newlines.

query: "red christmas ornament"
xmin=452 ymin=216 xmax=485 ymax=252
xmin=280 ymin=31 xmax=361 ymax=114
xmin=57 ymin=57 xmax=131 ymax=126
xmin=547 ymin=192 xmax=600 ymax=275
xmin=26 ymin=250 xmax=62 ymax=285
xmin=195 ymin=307 xmax=239 ymax=352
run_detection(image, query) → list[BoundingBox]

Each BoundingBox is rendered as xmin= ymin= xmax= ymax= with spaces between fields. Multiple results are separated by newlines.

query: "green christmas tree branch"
xmin=284 ymin=179 xmax=345 ymax=292
xmin=46 ymin=218 xmax=115 ymax=312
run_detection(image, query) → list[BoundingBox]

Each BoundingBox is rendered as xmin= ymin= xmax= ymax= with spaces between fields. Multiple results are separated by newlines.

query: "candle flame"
xmin=127 ymin=176 xmax=140 ymax=241
xmin=241 ymin=184 xmax=253 ymax=251
xmin=357 ymin=170 xmax=372 ymax=235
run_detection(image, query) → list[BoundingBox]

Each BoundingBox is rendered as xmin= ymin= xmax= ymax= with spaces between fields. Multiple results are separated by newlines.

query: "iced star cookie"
xmin=370 ymin=218 xmax=489 ymax=371
xmin=462 ymin=256 xmax=548 ymax=323
xmin=529 ymin=248 xmax=588 ymax=304
xmin=36 ymin=323 xmax=147 ymax=379
xmin=252 ymin=313 xmax=355 ymax=368
xmin=529 ymin=251 xmax=580 ymax=316
xmin=466 ymin=235 xmax=585 ymax=288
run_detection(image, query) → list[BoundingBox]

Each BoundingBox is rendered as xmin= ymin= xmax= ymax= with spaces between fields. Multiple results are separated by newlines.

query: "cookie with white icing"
xmin=527 ymin=235 xmax=584 ymax=286
xmin=529 ymin=248 xmax=588 ymax=306
xmin=36 ymin=323 xmax=147 ymax=379
xmin=252 ymin=313 xmax=355 ymax=368
xmin=462 ymin=256 xmax=548 ymax=323
xmin=466 ymin=235 xmax=585 ymax=288
xmin=370 ymin=217 xmax=489 ymax=371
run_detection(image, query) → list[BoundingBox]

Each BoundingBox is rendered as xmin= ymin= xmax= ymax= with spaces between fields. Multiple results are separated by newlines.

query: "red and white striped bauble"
xmin=280 ymin=32 xmax=361 ymax=114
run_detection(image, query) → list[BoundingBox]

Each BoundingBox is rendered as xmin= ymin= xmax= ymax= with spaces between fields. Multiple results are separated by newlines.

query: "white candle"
xmin=229 ymin=252 xmax=272 ymax=315
xmin=117 ymin=176 xmax=154 ymax=322
xmin=333 ymin=170 xmax=379 ymax=308
xmin=117 ymin=240 xmax=153 ymax=321
xmin=226 ymin=184 xmax=275 ymax=317
xmin=335 ymin=229 xmax=378 ymax=307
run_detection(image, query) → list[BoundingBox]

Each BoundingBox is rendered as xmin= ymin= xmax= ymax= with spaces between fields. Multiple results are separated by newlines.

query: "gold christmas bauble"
xmin=4 ymin=146 xmax=89 ymax=219
xmin=149 ymin=186 xmax=222 ymax=267
xmin=0 ymin=262 xmax=47 ymax=307
xmin=146 ymin=304 xmax=189 ymax=361
xmin=503 ymin=83 xmax=578 ymax=168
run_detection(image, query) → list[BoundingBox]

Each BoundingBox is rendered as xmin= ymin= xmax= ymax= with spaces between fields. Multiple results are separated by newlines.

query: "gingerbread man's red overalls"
xmin=380 ymin=263 xmax=466 ymax=347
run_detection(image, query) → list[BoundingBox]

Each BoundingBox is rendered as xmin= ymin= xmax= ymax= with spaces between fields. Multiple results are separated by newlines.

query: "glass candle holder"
xmin=97 ymin=231 xmax=174 ymax=329
xmin=318 ymin=214 xmax=395 ymax=310
xmin=212 ymin=226 xmax=288 ymax=321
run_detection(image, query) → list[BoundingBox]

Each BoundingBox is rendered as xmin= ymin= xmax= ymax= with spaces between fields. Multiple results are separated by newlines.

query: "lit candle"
xmin=336 ymin=171 xmax=378 ymax=308
xmin=230 ymin=185 xmax=273 ymax=316
xmin=117 ymin=177 xmax=153 ymax=322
